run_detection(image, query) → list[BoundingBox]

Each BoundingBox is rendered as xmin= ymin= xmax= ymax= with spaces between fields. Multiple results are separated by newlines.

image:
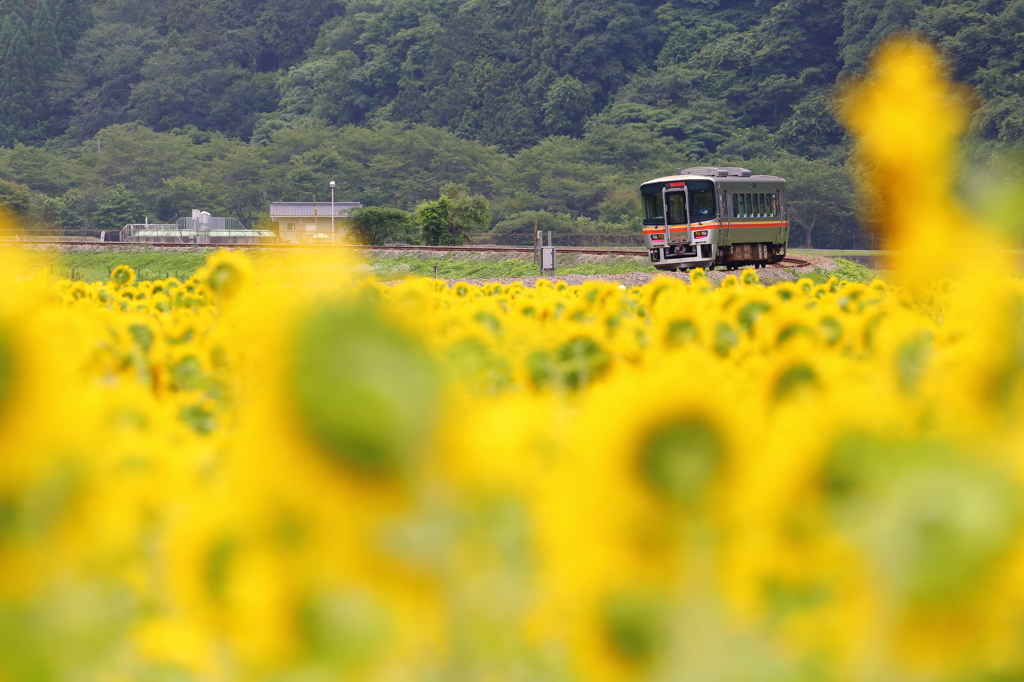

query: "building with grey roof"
xmin=270 ymin=201 xmax=362 ymax=244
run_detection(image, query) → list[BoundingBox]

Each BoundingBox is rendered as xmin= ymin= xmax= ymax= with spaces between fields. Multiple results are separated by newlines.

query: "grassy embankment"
xmin=18 ymin=246 xmax=879 ymax=285
xmin=22 ymin=247 xmax=654 ymax=282
xmin=22 ymin=248 xmax=215 ymax=282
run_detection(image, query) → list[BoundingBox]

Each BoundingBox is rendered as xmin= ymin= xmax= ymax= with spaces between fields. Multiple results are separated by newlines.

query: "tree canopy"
xmin=417 ymin=184 xmax=490 ymax=246
xmin=0 ymin=0 xmax=1020 ymax=247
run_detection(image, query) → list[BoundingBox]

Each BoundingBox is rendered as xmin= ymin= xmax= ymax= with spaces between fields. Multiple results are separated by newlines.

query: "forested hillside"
xmin=0 ymin=0 xmax=1019 ymax=246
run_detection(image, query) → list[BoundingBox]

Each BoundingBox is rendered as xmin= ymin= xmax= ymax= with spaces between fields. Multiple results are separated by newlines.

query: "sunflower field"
xmin=1 ymin=37 xmax=1023 ymax=682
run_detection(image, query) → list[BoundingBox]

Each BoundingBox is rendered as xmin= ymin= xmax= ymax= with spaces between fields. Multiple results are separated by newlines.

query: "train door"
xmin=663 ymin=185 xmax=689 ymax=243
xmin=774 ymin=189 xmax=784 ymax=241
xmin=779 ymin=189 xmax=788 ymax=242
xmin=720 ymin=187 xmax=731 ymax=243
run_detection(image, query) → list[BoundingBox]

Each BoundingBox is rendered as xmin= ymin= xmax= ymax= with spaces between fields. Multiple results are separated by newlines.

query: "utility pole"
xmin=330 ymin=180 xmax=336 ymax=245
xmin=536 ymin=218 xmax=544 ymax=262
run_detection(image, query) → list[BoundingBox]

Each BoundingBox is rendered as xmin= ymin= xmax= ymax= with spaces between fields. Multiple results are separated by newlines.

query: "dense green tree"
xmin=49 ymin=23 xmax=163 ymax=138
xmin=0 ymin=13 xmax=39 ymax=145
xmin=280 ymin=51 xmax=362 ymax=125
xmin=750 ymin=154 xmax=859 ymax=248
xmin=0 ymin=143 xmax=88 ymax=195
xmin=542 ymin=75 xmax=593 ymax=136
xmin=31 ymin=0 xmax=61 ymax=85
xmin=129 ymin=49 xmax=279 ymax=138
xmin=264 ymin=122 xmax=508 ymax=209
xmin=92 ymin=183 xmax=144 ymax=230
xmin=41 ymin=192 xmax=86 ymax=230
xmin=0 ymin=177 xmax=33 ymax=220
xmin=86 ymin=124 xmax=197 ymax=197
xmin=775 ymin=89 xmax=848 ymax=158
xmin=0 ymin=0 xmax=26 ymax=24
xmin=15 ymin=0 xmax=1024 ymax=246
xmin=348 ymin=206 xmax=416 ymax=245
xmin=53 ymin=0 xmax=92 ymax=58
xmin=715 ymin=127 xmax=783 ymax=160
xmin=494 ymin=210 xmax=591 ymax=235
xmin=247 ymin=0 xmax=344 ymax=70
xmin=596 ymin=188 xmax=642 ymax=226
xmin=838 ymin=0 xmax=922 ymax=75
xmin=199 ymin=140 xmax=274 ymax=226
xmin=417 ymin=183 xmax=489 ymax=246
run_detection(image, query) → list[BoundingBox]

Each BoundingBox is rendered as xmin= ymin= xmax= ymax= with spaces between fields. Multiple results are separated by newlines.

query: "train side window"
xmin=770 ymin=194 xmax=778 ymax=217
xmin=746 ymin=193 xmax=752 ymax=217
xmin=759 ymin=193 xmax=766 ymax=216
xmin=732 ymin=193 xmax=738 ymax=217
xmin=738 ymin=193 xmax=745 ymax=217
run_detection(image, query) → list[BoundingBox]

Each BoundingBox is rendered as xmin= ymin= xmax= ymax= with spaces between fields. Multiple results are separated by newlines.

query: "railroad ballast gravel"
xmin=401 ymin=257 xmax=837 ymax=289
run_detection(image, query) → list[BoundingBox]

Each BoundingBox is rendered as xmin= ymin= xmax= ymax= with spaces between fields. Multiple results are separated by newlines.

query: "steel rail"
xmin=3 ymin=240 xmax=815 ymax=268
xmin=772 ymin=257 xmax=812 ymax=268
xmin=2 ymin=241 xmax=648 ymax=256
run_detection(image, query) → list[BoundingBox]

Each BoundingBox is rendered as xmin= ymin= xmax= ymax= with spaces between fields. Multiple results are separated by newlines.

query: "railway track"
xmin=7 ymin=241 xmax=649 ymax=255
xmin=6 ymin=240 xmax=815 ymax=269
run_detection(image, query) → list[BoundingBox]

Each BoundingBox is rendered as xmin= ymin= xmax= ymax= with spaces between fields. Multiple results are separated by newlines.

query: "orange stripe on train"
xmin=643 ymin=221 xmax=789 ymax=234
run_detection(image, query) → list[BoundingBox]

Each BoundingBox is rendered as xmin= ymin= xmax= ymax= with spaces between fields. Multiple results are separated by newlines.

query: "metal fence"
xmin=0 ymin=229 xmax=110 ymax=242
xmin=120 ymin=218 xmax=277 ymax=244
xmin=467 ymin=232 xmax=646 ymax=248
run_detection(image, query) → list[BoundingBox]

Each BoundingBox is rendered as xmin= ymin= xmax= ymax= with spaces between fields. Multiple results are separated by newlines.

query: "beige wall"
xmin=272 ymin=216 xmax=351 ymax=242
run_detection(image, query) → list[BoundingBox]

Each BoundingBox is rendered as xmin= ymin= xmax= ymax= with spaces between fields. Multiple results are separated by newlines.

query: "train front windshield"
xmin=688 ymin=181 xmax=716 ymax=221
xmin=641 ymin=180 xmax=717 ymax=224
xmin=642 ymin=191 xmax=663 ymax=224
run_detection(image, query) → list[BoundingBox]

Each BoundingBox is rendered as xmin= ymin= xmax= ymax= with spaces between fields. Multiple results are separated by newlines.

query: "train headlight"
xmin=693 ymin=230 xmax=708 ymax=238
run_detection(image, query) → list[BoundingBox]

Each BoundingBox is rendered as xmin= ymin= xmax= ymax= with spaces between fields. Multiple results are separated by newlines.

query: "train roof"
xmin=641 ymin=166 xmax=785 ymax=186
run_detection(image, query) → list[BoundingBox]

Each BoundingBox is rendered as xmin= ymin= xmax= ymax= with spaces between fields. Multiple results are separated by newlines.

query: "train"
xmin=641 ymin=166 xmax=788 ymax=271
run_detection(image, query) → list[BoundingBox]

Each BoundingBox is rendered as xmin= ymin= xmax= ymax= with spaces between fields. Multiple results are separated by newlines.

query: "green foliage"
xmin=0 ymin=178 xmax=32 ymax=219
xmin=0 ymin=13 xmax=39 ymax=145
xmin=805 ymin=257 xmax=876 ymax=284
xmin=53 ymin=0 xmax=92 ymax=59
xmin=30 ymin=0 xmax=60 ymax=89
xmin=751 ymin=153 xmax=858 ymax=248
xmin=417 ymin=184 xmax=490 ymax=246
xmin=370 ymin=251 xmax=653 ymax=280
xmin=348 ymin=207 xmax=416 ymax=246
xmin=48 ymin=22 xmax=163 ymax=139
xmin=41 ymin=193 xmax=86 ymax=230
xmin=494 ymin=210 xmax=590 ymax=235
xmin=543 ymin=76 xmax=593 ymax=137
xmin=92 ymin=183 xmax=143 ymax=230
xmin=58 ymin=248 xmax=214 ymax=282
xmin=6 ymin=0 xmax=1024 ymax=250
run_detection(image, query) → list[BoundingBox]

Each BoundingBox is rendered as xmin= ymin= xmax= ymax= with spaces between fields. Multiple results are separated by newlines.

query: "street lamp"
xmin=330 ymin=181 xmax=336 ymax=244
